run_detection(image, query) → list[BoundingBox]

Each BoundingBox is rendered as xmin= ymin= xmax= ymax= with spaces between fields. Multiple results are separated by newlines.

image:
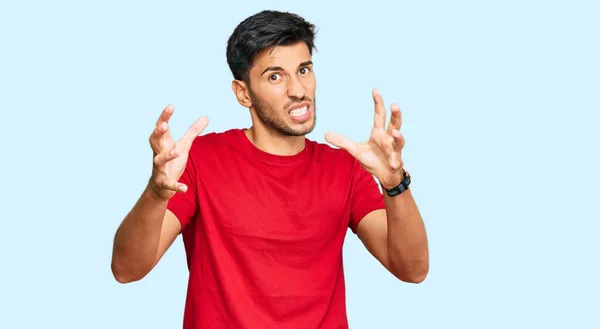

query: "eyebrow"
xmin=261 ymin=61 xmax=313 ymax=76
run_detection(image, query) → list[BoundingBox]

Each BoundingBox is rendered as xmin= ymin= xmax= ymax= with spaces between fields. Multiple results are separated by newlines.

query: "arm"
xmin=326 ymin=89 xmax=428 ymax=283
xmin=111 ymin=104 xmax=208 ymax=283
xmin=111 ymin=188 xmax=182 ymax=283
xmin=357 ymin=188 xmax=429 ymax=283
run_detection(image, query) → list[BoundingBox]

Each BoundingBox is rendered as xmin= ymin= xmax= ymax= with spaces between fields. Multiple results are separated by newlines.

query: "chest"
xmin=195 ymin=157 xmax=354 ymax=246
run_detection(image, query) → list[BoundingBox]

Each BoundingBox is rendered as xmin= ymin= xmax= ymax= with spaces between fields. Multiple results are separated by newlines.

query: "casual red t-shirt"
xmin=167 ymin=128 xmax=385 ymax=329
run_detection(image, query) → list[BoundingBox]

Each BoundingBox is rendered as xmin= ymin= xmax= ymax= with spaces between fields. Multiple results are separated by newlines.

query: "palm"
xmin=161 ymin=134 xmax=185 ymax=181
xmin=325 ymin=89 xmax=405 ymax=189
xmin=149 ymin=105 xmax=209 ymax=199
xmin=354 ymin=129 xmax=397 ymax=175
xmin=157 ymin=131 xmax=185 ymax=179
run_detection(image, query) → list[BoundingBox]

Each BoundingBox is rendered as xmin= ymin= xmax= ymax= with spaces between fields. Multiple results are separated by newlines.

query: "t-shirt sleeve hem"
xmin=349 ymin=201 xmax=386 ymax=234
xmin=167 ymin=199 xmax=191 ymax=233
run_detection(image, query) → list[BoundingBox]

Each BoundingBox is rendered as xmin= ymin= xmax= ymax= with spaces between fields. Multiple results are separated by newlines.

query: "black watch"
xmin=382 ymin=169 xmax=411 ymax=197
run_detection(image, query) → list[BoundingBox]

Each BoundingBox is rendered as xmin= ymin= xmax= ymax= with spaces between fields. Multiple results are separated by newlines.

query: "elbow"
xmin=390 ymin=260 xmax=429 ymax=284
xmin=400 ymin=269 xmax=428 ymax=284
xmin=111 ymin=262 xmax=146 ymax=284
xmin=113 ymin=273 xmax=139 ymax=284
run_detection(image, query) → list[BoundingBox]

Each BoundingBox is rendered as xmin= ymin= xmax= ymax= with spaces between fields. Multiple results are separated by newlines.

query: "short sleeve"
xmin=348 ymin=160 xmax=386 ymax=234
xmin=167 ymin=156 xmax=198 ymax=233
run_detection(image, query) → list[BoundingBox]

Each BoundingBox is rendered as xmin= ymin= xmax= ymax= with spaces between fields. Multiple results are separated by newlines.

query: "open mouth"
xmin=289 ymin=103 xmax=311 ymax=121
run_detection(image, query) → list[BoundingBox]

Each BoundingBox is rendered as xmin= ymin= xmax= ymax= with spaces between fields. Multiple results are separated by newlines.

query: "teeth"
xmin=290 ymin=106 xmax=308 ymax=117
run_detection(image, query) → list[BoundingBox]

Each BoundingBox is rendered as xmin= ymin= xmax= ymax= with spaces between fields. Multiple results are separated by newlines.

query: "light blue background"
xmin=1 ymin=0 xmax=599 ymax=328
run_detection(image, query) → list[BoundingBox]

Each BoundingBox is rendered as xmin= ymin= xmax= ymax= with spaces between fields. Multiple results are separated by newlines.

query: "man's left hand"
xmin=325 ymin=89 xmax=405 ymax=190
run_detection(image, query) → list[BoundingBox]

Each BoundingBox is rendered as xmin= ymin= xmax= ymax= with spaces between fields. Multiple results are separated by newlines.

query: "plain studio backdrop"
xmin=1 ymin=0 xmax=598 ymax=328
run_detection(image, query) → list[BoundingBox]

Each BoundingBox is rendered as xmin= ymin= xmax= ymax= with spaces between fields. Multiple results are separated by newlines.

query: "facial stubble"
xmin=248 ymin=88 xmax=316 ymax=137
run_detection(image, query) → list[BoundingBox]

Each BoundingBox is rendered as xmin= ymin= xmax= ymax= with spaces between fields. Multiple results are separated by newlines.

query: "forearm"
xmin=385 ymin=188 xmax=429 ymax=282
xmin=111 ymin=184 xmax=168 ymax=282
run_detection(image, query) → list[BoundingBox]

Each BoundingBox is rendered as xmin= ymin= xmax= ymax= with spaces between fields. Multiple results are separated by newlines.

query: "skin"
xmin=111 ymin=107 xmax=208 ymax=282
xmin=111 ymin=41 xmax=428 ymax=284
xmin=232 ymin=42 xmax=317 ymax=155
xmin=325 ymin=90 xmax=429 ymax=282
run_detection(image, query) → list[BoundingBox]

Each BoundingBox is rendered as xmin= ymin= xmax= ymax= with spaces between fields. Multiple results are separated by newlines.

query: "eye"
xmin=269 ymin=73 xmax=282 ymax=81
xmin=299 ymin=67 xmax=311 ymax=75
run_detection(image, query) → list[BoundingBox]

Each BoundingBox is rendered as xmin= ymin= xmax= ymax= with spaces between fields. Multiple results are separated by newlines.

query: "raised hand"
xmin=325 ymin=89 xmax=405 ymax=190
xmin=148 ymin=104 xmax=209 ymax=201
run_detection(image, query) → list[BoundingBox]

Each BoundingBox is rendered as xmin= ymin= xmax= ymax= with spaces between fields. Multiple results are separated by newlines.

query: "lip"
xmin=288 ymin=102 xmax=311 ymax=112
xmin=288 ymin=103 xmax=312 ymax=122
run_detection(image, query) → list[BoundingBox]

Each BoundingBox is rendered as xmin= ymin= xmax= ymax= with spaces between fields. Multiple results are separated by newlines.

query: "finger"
xmin=160 ymin=178 xmax=188 ymax=193
xmin=387 ymin=142 xmax=404 ymax=170
xmin=372 ymin=89 xmax=386 ymax=129
xmin=390 ymin=156 xmax=404 ymax=170
xmin=156 ymin=104 xmax=175 ymax=127
xmin=150 ymin=105 xmax=174 ymax=152
xmin=325 ymin=131 xmax=358 ymax=156
xmin=390 ymin=129 xmax=402 ymax=139
xmin=153 ymin=147 xmax=180 ymax=167
xmin=392 ymin=129 xmax=405 ymax=156
xmin=387 ymin=103 xmax=402 ymax=133
xmin=149 ymin=121 xmax=169 ymax=153
xmin=179 ymin=116 xmax=210 ymax=147
xmin=177 ymin=183 xmax=188 ymax=193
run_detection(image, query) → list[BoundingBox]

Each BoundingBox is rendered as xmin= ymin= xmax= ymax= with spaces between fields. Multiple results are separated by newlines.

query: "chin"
xmin=288 ymin=118 xmax=316 ymax=136
xmin=259 ymin=108 xmax=317 ymax=137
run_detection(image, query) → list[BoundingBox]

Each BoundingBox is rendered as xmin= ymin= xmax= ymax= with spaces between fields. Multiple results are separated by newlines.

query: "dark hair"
xmin=226 ymin=10 xmax=317 ymax=83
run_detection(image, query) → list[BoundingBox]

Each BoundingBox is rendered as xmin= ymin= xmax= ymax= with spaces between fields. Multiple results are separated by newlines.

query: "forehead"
xmin=251 ymin=42 xmax=312 ymax=72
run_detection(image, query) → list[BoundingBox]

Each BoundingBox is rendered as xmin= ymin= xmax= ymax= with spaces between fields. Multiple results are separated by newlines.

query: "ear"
xmin=231 ymin=80 xmax=252 ymax=108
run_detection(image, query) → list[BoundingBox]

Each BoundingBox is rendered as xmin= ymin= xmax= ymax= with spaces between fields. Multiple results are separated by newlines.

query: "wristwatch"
xmin=382 ymin=169 xmax=411 ymax=197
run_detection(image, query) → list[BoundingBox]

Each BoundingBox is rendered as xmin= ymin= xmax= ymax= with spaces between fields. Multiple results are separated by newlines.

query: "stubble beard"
xmin=248 ymin=88 xmax=316 ymax=137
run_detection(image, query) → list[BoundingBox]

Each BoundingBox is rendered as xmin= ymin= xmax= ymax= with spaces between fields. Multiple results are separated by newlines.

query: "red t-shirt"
xmin=167 ymin=129 xmax=385 ymax=329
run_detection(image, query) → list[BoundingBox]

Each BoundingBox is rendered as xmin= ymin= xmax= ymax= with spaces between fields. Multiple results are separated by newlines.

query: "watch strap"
xmin=382 ymin=170 xmax=411 ymax=197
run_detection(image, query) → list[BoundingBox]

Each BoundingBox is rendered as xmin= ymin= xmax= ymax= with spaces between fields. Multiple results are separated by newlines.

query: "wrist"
xmin=380 ymin=169 xmax=406 ymax=190
xmin=145 ymin=180 xmax=173 ymax=203
xmin=381 ymin=169 xmax=411 ymax=196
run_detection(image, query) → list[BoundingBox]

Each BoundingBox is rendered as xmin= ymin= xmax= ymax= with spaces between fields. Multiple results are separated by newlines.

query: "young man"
xmin=111 ymin=10 xmax=429 ymax=329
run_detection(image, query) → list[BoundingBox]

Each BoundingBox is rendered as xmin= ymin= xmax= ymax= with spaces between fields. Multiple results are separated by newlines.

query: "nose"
xmin=286 ymin=76 xmax=306 ymax=100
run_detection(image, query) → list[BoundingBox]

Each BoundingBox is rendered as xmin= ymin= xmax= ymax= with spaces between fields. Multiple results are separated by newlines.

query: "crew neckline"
xmin=235 ymin=128 xmax=311 ymax=165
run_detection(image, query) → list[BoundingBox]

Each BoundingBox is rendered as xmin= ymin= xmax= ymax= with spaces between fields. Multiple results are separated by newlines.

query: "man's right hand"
xmin=147 ymin=104 xmax=209 ymax=201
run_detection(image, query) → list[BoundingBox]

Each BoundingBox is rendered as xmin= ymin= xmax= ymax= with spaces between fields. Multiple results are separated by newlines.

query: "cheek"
xmin=305 ymin=76 xmax=317 ymax=94
xmin=273 ymin=85 xmax=293 ymax=104
xmin=259 ymin=79 xmax=288 ymax=95
xmin=255 ymin=81 xmax=282 ymax=98
xmin=257 ymin=86 xmax=290 ymax=110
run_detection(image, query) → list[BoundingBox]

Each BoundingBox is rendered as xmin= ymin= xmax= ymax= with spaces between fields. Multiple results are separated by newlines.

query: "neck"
xmin=244 ymin=126 xmax=306 ymax=156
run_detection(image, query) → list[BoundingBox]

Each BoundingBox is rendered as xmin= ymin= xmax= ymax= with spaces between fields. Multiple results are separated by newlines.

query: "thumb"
xmin=180 ymin=116 xmax=209 ymax=147
xmin=325 ymin=131 xmax=358 ymax=156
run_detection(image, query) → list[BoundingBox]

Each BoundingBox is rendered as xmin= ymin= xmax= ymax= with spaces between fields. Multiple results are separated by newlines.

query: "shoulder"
xmin=189 ymin=128 xmax=243 ymax=152
xmin=306 ymin=137 xmax=358 ymax=168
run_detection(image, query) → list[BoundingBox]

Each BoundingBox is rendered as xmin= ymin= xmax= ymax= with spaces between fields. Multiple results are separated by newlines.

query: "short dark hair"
xmin=226 ymin=10 xmax=317 ymax=83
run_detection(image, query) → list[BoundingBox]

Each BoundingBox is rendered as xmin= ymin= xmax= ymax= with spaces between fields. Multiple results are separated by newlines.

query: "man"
xmin=111 ymin=10 xmax=428 ymax=329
